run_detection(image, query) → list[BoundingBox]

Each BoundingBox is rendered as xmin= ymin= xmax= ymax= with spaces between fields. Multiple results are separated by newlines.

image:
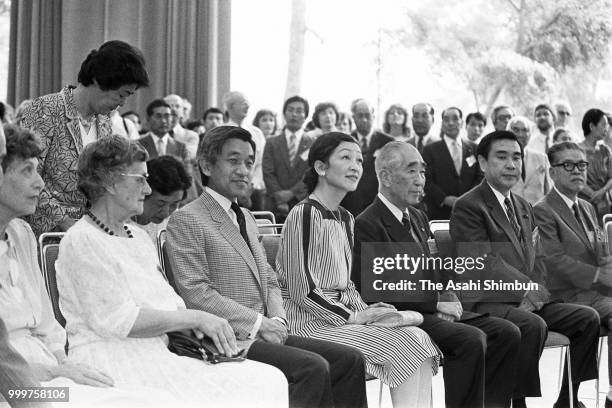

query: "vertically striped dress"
xmin=277 ymin=198 xmax=441 ymax=387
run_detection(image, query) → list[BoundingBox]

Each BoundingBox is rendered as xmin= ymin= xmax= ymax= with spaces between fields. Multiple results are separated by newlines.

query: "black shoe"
xmin=605 ymin=397 xmax=612 ymax=408
xmin=553 ymin=402 xmax=586 ymax=408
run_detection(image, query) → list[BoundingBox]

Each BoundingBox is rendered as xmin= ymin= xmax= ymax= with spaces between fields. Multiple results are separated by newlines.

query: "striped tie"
xmin=504 ymin=197 xmax=522 ymax=242
xmin=451 ymin=141 xmax=462 ymax=174
xmin=288 ymin=133 xmax=297 ymax=165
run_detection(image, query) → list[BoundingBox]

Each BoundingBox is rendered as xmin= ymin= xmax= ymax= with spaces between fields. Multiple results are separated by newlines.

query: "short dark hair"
xmin=312 ymin=102 xmax=340 ymax=129
xmin=77 ymin=40 xmax=150 ymax=91
xmin=534 ymin=104 xmax=555 ymax=120
xmin=552 ymin=128 xmax=569 ymax=143
xmin=197 ymin=126 xmax=256 ymax=186
xmin=412 ymin=103 xmax=434 ymax=116
xmin=441 ymin=106 xmax=463 ymax=120
xmin=477 ymin=130 xmax=524 ymax=161
xmin=184 ymin=119 xmax=205 ymax=132
xmin=252 ymin=109 xmax=278 ymax=134
xmin=146 ymin=99 xmax=171 ymax=117
xmin=283 ymin=95 xmax=309 ymax=118
xmin=147 ymin=155 xmax=192 ymax=197
xmin=581 ymin=108 xmax=607 ymax=137
xmin=303 ymin=132 xmax=359 ymax=193
xmin=78 ymin=135 xmax=148 ymax=206
xmin=2 ymin=124 xmax=42 ymax=171
xmin=0 ymin=102 xmax=5 ymax=122
xmin=547 ymin=141 xmax=584 ymax=165
xmin=203 ymin=107 xmax=223 ymax=121
xmin=466 ymin=112 xmax=487 ymax=127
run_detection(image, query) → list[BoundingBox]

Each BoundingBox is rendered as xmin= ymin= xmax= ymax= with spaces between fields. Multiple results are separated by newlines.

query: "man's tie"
xmin=288 ymin=133 xmax=297 ymax=165
xmin=573 ymin=202 xmax=590 ymax=236
xmin=401 ymin=212 xmax=412 ymax=231
xmin=230 ymin=202 xmax=252 ymax=253
xmin=451 ymin=141 xmax=462 ymax=175
xmin=156 ymin=138 xmax=165 ymax=156
xmin=402 ymin=211 xmax=424 ymax=252
xmin=504 ymin=197 xmax=522 ymax=242
xmin=417 ymin=136 xmax=424 ymax=153
xmin=360 ymin=134 xmax=368 ymax=152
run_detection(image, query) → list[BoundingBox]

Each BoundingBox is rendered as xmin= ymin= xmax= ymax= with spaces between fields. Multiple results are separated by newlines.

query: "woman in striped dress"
xmin=277 ymin=132 xmax=441 ymax=408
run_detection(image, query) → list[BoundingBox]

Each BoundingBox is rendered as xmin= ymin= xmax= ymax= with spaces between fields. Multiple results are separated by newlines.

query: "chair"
xmin=260 ymin=234 xmax=281 ymax=268
xmin=546 ymin=331 xmax=573 ymax=408
xmin=40 ymin=243 xmax=66 ymax=328
xmin=365 ymin=374 xmax=385 ymax=408
xmin=596 ymin=326 xmax=610 ymax=408
xmin=606 ymin=221 xmax=612 ymax=253
xmin=429 ymin=219 xmax=450 ymax=233
xmin=603 ymin=214 xmax=612 ymax=226
xmin=257 ymin=223 xmax=285 ymax=235
xmin=157 ymin=229 xmax=179 ymax=293
xmin=38 ymin=232 xmax=65 ymax=269
xmin=251 ymin=211 xmax=276 ymax=224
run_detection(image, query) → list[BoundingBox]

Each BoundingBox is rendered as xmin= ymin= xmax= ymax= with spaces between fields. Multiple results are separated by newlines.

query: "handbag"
xmin=167 ymin=331 xmax=246 ymax=364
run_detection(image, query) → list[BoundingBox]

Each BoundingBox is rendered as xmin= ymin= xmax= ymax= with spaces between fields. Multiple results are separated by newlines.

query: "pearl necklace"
xmin=87 ymin=211 xmax=133 ymax=238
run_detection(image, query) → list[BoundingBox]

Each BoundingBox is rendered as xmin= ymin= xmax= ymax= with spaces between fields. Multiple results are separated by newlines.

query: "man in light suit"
xmin=508 ymin=116 xmax=552 ymax=204
xmin=534 ymin=141 xmax=612 ymax=407
xmin=263 ymin=95 xmax=314 ymax=221
xmin=423 ymin=107 xmax=482 ymax=220
xmin=353 ymin=141 xmax=519 ymax=408
xmin=340 ymin=99 xmax=394 ymax=216
xmin=138 ymin=99 xmax=188 ymax=162
xmin=450 ymin=130 xmax=599 ymax=408
xmin=164 ymin=94 xmax=199 ymax=160
xmin=166 ymin=126 xmax=367 ymax=408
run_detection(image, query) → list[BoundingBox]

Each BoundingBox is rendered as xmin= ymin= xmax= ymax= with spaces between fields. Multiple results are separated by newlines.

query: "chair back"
xmin=251 ymin=211 xmax=276 ymax=224
xmin=257 ymin=223 xmax=284 ymax=235
xmin=157 ymin=229 xmax=179 ymax=294
xmin=260 ymin=234 xmax=282 ymax=271
xmin=429 ymin=219 xmax=450 ymax=233
xmin=41 ymin=244 xmax=66 ymax=327
xmin=429 ymin=220 xmax=454 ymax=258
xmin=603 ymin=214 xmax=612 ymax=226
xmin=38 ymin=232 xmax=65 ymax=269
xmin=606 ymin=221 xmax=612 ymax=254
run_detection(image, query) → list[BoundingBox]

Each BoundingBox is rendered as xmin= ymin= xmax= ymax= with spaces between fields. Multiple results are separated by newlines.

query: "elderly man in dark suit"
xmin=262 ymin=95 xmax=314 ymax=221
xmin=423 ymin=107 xmax=482 ymax=221
xmin=353 ymin=141 xmax=519 ymax=408
xmin=340 ymin=99 xmax=393 ymax=216
xmin=450 ymin=131 xmax=600 ymax=408
xmin=534 ymin=141 xmax=612 ymax=407
xmin=166 ymin=125 xmax=367 ymax=408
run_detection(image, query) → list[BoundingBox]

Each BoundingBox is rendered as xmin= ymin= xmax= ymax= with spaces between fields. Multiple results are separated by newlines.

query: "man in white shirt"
xmin=491 ymin=105 xmax=515 ymax=132
xmin=223 ymin=91 xmax=267 ymax=210
xmin=528 ymin=104 xmax=556 ymax=155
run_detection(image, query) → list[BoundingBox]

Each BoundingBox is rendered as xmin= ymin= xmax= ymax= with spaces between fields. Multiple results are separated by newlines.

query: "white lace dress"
xmin=56 ymin=218 xmax=287 ymax=407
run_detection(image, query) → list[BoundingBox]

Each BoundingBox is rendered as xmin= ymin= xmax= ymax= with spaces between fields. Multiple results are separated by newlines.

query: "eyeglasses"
xmin=552 ymin=161 xmax=589 ymax=172
xmin=120 ymin=173 xmax=149 ymax=186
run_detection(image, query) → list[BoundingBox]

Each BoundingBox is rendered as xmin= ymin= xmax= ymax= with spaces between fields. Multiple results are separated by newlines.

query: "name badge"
xmin=299 ymin=149 xmax=309 ymax=162
xmin=466 ymin=155 xmax=476 ymax=167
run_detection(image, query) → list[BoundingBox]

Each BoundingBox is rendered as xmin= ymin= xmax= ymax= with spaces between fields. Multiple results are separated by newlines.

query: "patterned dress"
xmin=277 ymin=198 xmax=441 ymax=387
xmin=18 ymin=85 xmax=113 ymax=236
xmin=578 ymin=142 xmax=612 ymax=221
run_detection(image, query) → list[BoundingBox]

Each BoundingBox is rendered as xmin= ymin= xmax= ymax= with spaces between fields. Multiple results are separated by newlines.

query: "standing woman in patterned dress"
xmin=277 ymin=132 xmax=441 ymax=408
xmin=19 ymin=40 xmax=149 ymax=237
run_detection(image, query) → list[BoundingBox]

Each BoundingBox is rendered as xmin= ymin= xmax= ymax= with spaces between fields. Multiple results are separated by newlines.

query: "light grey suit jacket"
xmin=511 ymin=147 xmax=552 ymax=204
xmin=165 ymin=190 xmax=286 ymax=339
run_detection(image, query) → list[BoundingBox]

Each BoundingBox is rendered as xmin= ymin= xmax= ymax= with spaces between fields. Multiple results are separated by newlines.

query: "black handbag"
xmin=167 ymin=331 xmax=246 ymax=364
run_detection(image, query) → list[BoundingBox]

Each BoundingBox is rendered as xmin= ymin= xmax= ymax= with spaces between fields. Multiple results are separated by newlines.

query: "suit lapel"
xmin=481 ymin=182 xmax=525 ymax=259
xmin=140 ymin=134 xmax=158 ymax=159
xmin=201 ymin=192 xmax=261 ymax=286
xmin=512 ymin=193 xmax=534 ymax=268
xmin=547 ymin=189 xmax=592 ymax=251
xmin=376 ymin=198 xmax=413 ymax=243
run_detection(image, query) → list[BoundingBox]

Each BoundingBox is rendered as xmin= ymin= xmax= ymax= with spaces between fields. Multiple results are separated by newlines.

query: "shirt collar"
xmin=356 ymin=128 xmax=374 ymax=144
xmin=553 ymin=186 xmax=577 ymax=210
xmin=205 ymin=186 xmax=235 ymax=215
xmin=443 ymin=134 xmax=462 ymax=149
xmin=151 ymin=133 xmax=169 ymax=143
xmin=284 ymin=128 xmax=304 ymax=144
xmin=487 ymin=181 xmax=510 ymax=212
xmin=378 ymin=192 xmax=407 ymax=223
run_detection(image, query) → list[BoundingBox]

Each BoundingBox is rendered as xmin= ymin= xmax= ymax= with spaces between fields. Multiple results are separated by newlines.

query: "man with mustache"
xmin=450 ymin=131 xmax=599 ymax=408
xmin=534 ymin=141 xmax=612 ymax=408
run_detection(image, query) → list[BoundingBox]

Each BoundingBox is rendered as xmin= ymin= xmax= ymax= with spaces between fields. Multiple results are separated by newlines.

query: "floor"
xmin=366 ymin=337 xmax=609 ymax=408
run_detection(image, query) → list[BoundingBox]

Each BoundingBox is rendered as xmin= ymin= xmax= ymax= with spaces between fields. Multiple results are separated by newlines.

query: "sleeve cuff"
xmin=248 ymin=313 xmax=263 ymax=339
xmin=271 ymin=316 xmax=287 ymax=327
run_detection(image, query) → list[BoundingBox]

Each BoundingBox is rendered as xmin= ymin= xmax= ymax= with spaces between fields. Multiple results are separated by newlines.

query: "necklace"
xmin=87 ymin=210 xmax=133 ymax=238
xmin=311 ymin=193 xmax=341 ymax=223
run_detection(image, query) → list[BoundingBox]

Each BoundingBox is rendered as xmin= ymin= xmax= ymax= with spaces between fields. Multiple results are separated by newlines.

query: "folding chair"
xmin=428 ymin=219 xmax=450 ymax=233
xmin=547 ymin=331 xmax=573 ymax=408
xmin=251 ymin=211 xmax=276 ymax=224
xmin=257 ymin=223 xmax=284 ymax=235
xmin=156 ymin=228 xmax=179 ymax=293
xmin=40 ymin=243 xmax=66 ymax=328
xmin=596 ymin=326 xmax=610 ymax=408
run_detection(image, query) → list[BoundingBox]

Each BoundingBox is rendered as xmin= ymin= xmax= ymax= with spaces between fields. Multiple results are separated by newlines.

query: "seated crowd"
xmin=2 ymin=39 xmax=612 ymax=408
